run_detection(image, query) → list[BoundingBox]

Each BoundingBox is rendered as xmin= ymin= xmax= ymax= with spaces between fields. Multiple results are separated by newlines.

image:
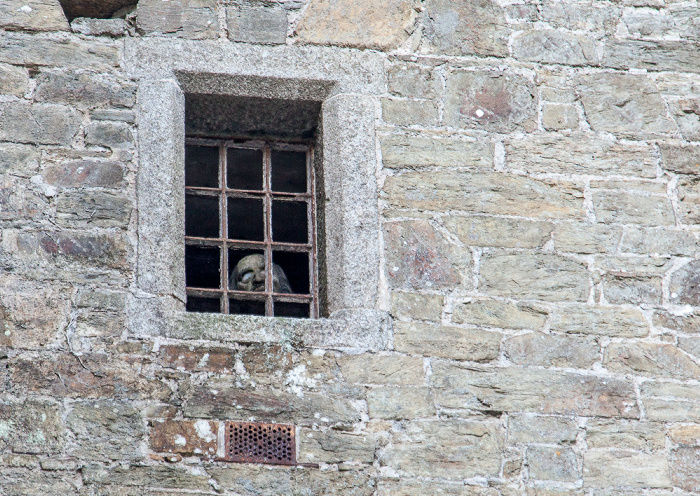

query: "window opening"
xmin=184 ymin=138 xmax=318 ymax=318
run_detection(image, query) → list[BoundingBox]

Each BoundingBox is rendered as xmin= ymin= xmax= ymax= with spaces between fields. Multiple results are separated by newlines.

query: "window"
xmin=184 ymin=138 xmax=318 ymax=318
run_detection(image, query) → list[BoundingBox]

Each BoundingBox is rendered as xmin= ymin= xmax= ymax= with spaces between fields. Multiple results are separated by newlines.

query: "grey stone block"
xmin=227 ymin=5 xmax=287 ymax=44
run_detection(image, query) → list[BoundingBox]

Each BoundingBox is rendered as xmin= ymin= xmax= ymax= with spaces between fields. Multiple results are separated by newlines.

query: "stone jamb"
xmin=128 ymin=39 xmax=389 ymax=350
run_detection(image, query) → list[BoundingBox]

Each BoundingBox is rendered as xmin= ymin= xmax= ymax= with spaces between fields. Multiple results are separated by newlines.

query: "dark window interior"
xmin=184 ymin=139 xmax=317 ymax=318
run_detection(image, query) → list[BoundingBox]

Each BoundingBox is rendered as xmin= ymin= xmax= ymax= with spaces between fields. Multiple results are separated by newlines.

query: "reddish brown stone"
xmin=158 ymin=345 xmax=235 ymax=373
xmin=10 ymin=353 xmax=170 ymax=400
xmin=42 ymin=160 xmax=124 ymax=188
xmin=15 ymin=231 xmax=128 ymax=269
xmin=384 ymin=220 xmax=461 ymax=290
xmin=671 ymin=447 xmax=700 ymax=492
xmin=150 ymin=420 xmax=218 ymax=457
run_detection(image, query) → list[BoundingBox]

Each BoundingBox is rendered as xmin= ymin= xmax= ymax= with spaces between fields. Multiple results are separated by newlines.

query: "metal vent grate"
xmin=223 ymin=421 xmax=296 ymax=465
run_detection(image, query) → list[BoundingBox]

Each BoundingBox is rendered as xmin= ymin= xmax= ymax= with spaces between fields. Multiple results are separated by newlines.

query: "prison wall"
xmin=1 ymin=0 xmax=700 ymax=494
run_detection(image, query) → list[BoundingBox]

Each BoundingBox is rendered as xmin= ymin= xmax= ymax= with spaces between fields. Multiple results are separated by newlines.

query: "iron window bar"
xmin=185 ymin=137 xmax=318 ymax=318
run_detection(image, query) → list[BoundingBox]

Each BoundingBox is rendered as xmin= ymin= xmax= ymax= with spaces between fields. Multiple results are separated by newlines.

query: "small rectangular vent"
xmin=224 ymin=421 xmax=296 ymax=465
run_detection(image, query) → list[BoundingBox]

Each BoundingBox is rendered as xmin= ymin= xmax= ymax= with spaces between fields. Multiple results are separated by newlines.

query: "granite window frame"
xmin=126 ymin=39 xmax=389 ymax=349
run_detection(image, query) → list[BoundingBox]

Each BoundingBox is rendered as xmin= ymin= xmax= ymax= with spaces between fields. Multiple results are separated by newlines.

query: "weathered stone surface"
xmin=679 ymin=336 xmax=700 ymax=361
xmin=583 ymin=449 xmax=671 ymax=488
xmin=391 ymin=292 xmax=443 ymax=322
xmin=42 ymin=160 xmax=124 ymax=188
xmin=423 ymin=0 xmax=509 ymax=56
xmin=296 ymin=0 xmax=417 ymax=50
xmin=0 ymin=63 xmax=29 ymax=97
xmin=34 ymin=70 xmax=135 ymax=107
xmin=388 ymin=63 xmax=439 ymax=99
xmin=0 ymin=176 xmax=45 ymax=221
xmin=215 ymin=466 xmax=372 ymax=496
xmin=541 ymin=0 xmax=620 ymax=33
xmin=576 ymin=73 xmax=676 ymax=135
xmin=367 ymin=386 xmax=435 ymax=420
xmin=293 ymin=470 xmax=372 ymax=496
xmin=209 ymin=465 xmax=293 ymax=496
xmin=380 ymin=420 xmax=502 ymax=478
xmin=383 ymin=171 xmax=583 ymax=219
xmin=670 ymin=447 xmax=700 ymax=492
xmin=0 ymin=276 xmax=69 ymax=349
xmin=621 ymin=227 xmax=698 ymax=257
xmin=604 ymin=275 xmax=662 ymax=306
xmin=659 ymin=142 xmax=700 ymax=175
xmin=158 ymin=345 xmax=234 ymax=373
xmin=671 ymin=98 xmax=700 ymax=141
xmin=678 ymin=177 xmax=700 ymax=225
xmin=444 ymin=215 xmax=553 ymax=249
xmin=0 ymin=143 xmax=38 ymax=177
xmin=83 ymin=465 xmax=212 ymax=490
xmin=508 ymin=414 xmax=578 ymax=445
xmin=10 ymin=353 xmax=170 ymax=400
xmin=0 ymin=468 xmax=81 ymax=495
xmin=85 ymin=121 xmax=134 ymax=149
xmin=514 ymin=30 xmax=597 ymax=66
xmin=0 ymin=399 xmax=64 ymax=454
xmin=604 ymin=342 xmax=700 ymax=380
xmin=504 ymin=332 xmax=599 ymax=369
xmin=431 ymin=364 xmax=639 ymax=418
xmin=591 ymin=179 xmax=667 ymax=195
xmin=452 ymin=299 xmax=547 ymax=330
xmin=377 ymin=480 xmax=498 ymax=496
xmin=381 ymin=133 xmax=492 ymax=169
xmin=0 ymin=102 xmax=80 ymax=145
xmin=642 ymin=381 xmax=700 ymax=422
xmin=67 ymin=400 xmax=145 ymax=461
xmin=384 ymin=220 xmax=462 ymax=291
xmin=542 ymin=103 xmax=579 ymax=131
xmin=480 ymin=254 xmax=589 ymax=302
xmin=184 ymin=382 xmax=361 ymax=425
xmin=149 ymin=420 xmax=217 ymax=456
xmin=549 ymin=305 xmax=648 ymax=337
xmin=670 ymin=260 xmax=700 ymax=306
xmin=300 ymin=429 xmax=375 ymax=463
xmin=0 ymin=31 xmax=118 ymax=69
xmin=338 ymin=354 xmax=424 ymax=385
xmin=444 ymin=70 xmax=537 ymax=133
xmin=555 ymin=223 xmax=621 ymax=254
xmin=653 ymin=310 xmax=700 ymax=334
xmin=70 ymin=17 xmax=128 ymax=36
xmin=505 ymin=134 xmax=656 ymax=177
xmin=382 ymin=98 xmax=438 ymax=127
xmin=593 ymin=190 xmax=674 ymax=226
xmin=182 ymin=2 xmax=218 ymax=40
xmin=528 ymin=446 xmax=579 ymax=481
xmin=6 ymin=230 xmax=128 ymax=269
xmin=136 ymin=0 xmax=182 ymax=34
xmin=56 ymin=191 xmax=132 ymax=227
xmin=394 ymin=322 xmax=501 ymax=361
xmin=586 ymin=419 xmax=665 ymax=451
xmin=0 ymin=0 xmax=68 ymax=31
xmin=603 ymin=38 xmax=700 ymax=72
xmin=622 ymin=4 xmax=699 ymax=41
xmin=228 ymin=5 xmax=287 ymax=44
xmin=669 ymin=424 xmax=700 ymax=445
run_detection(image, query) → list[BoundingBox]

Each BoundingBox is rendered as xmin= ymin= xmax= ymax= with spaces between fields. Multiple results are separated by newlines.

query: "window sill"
xmin=128 ymin=295 xmax=391 ymax=351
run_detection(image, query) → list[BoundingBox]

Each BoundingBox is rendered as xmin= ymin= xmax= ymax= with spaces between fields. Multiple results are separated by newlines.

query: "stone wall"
xmin=1 ymin=0 xmax=700 ymax=494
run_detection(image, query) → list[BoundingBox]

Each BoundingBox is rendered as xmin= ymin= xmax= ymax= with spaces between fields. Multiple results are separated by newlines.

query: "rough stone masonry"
xmin=1 ymin=0 xmax=700 ymax=494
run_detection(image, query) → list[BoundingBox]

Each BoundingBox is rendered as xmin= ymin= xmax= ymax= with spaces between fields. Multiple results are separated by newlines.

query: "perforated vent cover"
xmin=223 ymin=421 xmax=296 ymax=465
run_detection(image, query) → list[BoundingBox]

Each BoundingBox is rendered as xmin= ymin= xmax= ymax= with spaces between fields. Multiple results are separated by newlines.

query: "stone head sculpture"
xmin=229 ymin=254 xmax=292 ymax=294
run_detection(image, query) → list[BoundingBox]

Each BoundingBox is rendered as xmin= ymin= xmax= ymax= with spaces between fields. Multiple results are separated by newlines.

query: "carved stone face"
xmin=230 ymin=254 xmax=292 ymax=294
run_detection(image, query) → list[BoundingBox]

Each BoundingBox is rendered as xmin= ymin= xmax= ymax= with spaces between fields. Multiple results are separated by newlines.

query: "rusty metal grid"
xmin=223 ymin=421 xmax=296 ymax=465
xmin=185 ymin=137 xmax=318 ymax=318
